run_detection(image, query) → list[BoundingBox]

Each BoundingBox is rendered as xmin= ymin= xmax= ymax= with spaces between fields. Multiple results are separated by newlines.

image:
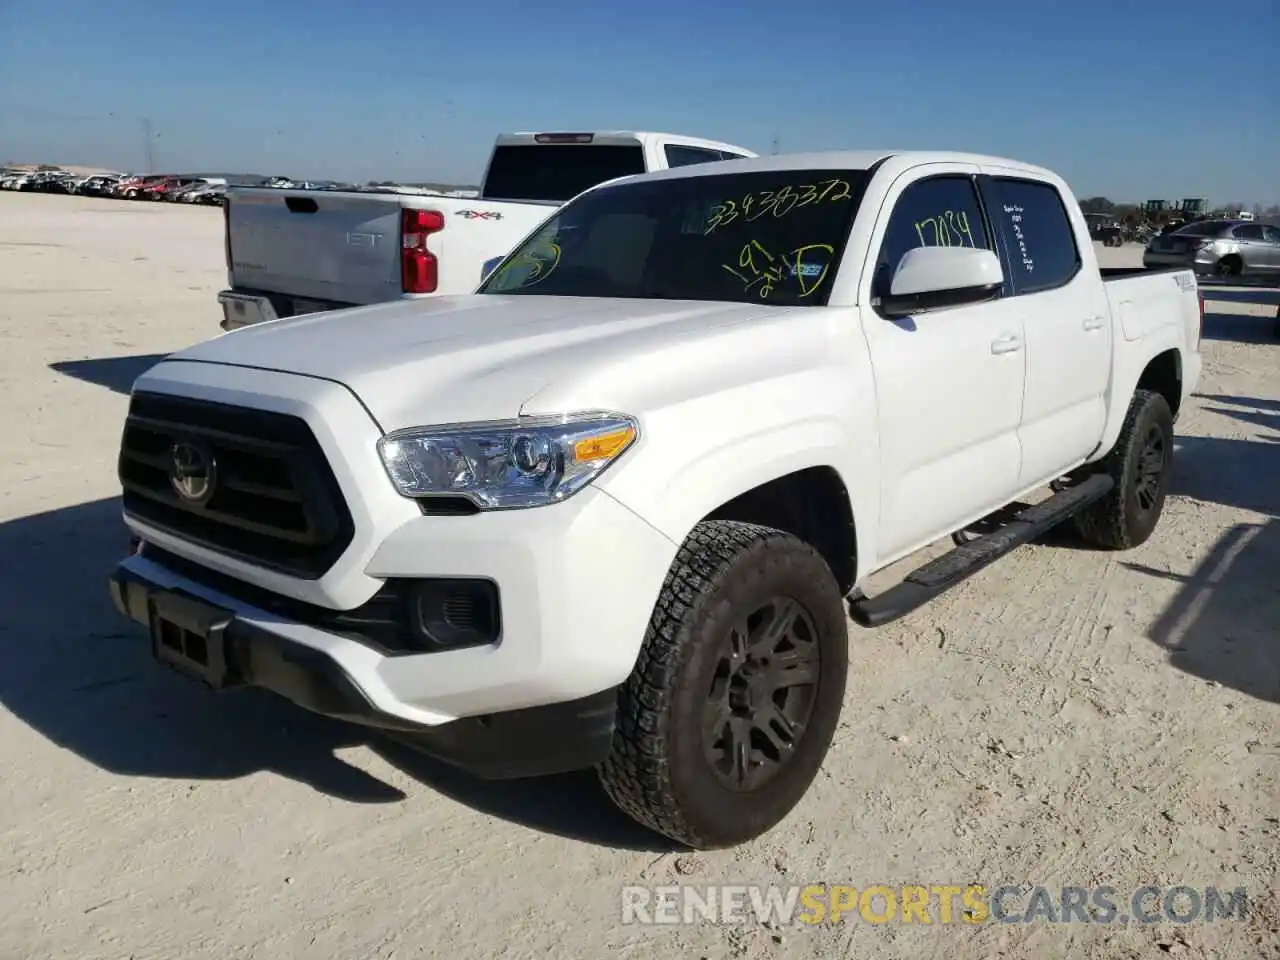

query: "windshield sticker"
xmin=913 ymin=210 xmax=977 ymax=248
xmin=722 ymin=240 xmax=835 ymax=299
xmin=704 ymin=179 xmax=853 ymax=235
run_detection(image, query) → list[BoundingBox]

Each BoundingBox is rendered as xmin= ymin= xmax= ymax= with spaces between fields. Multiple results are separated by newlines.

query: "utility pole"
xmin=771 ymin=135 xmax=780 ymax=155
xmin=142 ymin=118 xmax=154 ymax=173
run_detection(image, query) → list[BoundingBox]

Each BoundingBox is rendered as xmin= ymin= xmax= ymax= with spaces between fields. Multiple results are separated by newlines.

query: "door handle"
xmin=1083 ymin=315 xmax=1106 ymax=331
xmin=990 ymin=333 xmax=1023 ymax=355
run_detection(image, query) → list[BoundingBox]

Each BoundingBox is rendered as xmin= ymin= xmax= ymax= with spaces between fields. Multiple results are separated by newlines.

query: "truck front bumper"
xmin=109 ymin=557 xmax=619 ymax=779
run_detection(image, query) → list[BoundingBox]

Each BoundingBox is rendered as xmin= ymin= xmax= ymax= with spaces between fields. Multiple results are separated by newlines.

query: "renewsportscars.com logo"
xmin=621 ymin=883 xmax=1251 ymax=927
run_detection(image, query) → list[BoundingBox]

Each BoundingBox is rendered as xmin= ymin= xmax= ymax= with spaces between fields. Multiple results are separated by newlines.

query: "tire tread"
xmin=598 ymin=520 xmax=836 ymax=848
xmin=1073 ymin=389 xmax=1172 ymax=550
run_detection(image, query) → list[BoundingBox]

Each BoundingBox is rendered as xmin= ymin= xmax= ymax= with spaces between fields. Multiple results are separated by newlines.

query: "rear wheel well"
xmin=702 ymin=466 xmax=857 ymax=594
xmin=1136 ymin=349 xmax=1182 ymax=417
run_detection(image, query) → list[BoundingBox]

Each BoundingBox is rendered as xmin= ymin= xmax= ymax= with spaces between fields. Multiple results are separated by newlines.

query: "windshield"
xmin=478 ymin=169 xmax=869 ymax=307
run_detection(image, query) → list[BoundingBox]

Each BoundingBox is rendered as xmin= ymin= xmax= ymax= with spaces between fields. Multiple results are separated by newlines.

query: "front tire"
xmin=1073 ymin=390 xmax=1174 ymax=550
xmin=598 ymin=520 xmax=848 ymax=849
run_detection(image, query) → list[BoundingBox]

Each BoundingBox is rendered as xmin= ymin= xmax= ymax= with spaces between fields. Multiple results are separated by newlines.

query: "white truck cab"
xmin=113 ymin=149 xmax=1201 ymax=849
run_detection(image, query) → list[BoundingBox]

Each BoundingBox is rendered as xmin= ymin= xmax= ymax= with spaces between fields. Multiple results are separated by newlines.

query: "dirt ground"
xmin=0 ymin=193 xmax=1276 ymax=960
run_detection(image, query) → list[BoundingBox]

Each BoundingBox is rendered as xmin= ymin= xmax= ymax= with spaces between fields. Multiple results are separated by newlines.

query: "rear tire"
xmin=1073 ymin=390 xmax=1174 ymax=550
xmin=598 ymin=520 xmax=848 ymax=849
xmin=1214 ymin=255 xmax=1243 ymax=279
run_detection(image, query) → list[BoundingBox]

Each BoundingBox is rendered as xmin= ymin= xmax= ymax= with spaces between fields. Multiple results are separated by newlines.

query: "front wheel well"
xmin=701 ymin=466 xmax=857 ymax=594
xmin=1136 ymin=349 xmax=1182 ymax=418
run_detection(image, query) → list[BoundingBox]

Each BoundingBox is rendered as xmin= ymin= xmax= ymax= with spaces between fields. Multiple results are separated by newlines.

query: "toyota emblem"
xmin=169 ymin=440 xmax=217 ymax=505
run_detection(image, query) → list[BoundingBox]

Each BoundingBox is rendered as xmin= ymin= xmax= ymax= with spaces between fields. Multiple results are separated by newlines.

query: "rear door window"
xmin=985 ymin=178 xmax=1081 ymax=294
xmin=665 ymin=145 xmax=728 ymax=167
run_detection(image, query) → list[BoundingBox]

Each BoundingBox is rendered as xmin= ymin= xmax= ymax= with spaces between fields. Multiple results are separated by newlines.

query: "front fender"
xmin=598 ymin=412 xmax=879 ymax=583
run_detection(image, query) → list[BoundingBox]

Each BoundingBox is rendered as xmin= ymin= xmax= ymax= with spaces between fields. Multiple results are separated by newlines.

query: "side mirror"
xmin=480 ymin=255 xmax=504 ymax=282
xmin=878 ymin=246 xmax=1004 ymax=318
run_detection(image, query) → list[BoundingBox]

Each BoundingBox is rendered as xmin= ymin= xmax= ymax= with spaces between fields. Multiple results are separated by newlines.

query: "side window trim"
xmin=663 ymin=144 xmax=724 ymax=168
xmin=978 ymin=175 xmax=1082 ymax=297
xmin=870 ymin=171 xmax=1005 ymax=316
xmin=974 ymin=174 xmax=1015 ymax=298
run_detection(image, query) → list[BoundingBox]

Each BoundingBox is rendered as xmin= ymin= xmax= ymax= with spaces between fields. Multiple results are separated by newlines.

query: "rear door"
xmin=228 ymin=190 xmax=407 ymax=304
xmin=978 ymin=173 xmax=1111 ymax=486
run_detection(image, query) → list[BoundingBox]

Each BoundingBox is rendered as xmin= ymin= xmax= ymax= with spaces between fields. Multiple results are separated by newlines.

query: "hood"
xmin=172 ymin=294 xmax=809 ymax=431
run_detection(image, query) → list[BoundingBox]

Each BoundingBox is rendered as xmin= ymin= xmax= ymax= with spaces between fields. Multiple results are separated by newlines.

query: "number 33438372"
xmin=704 ymin=179 xmax=852 ymax=234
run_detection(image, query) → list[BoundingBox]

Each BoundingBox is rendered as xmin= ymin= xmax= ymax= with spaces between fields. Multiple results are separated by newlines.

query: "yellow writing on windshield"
xmin=706 ymin=179 xmax=852 ymax=235
xmin=721 ymin=241 xmax=835 ymax=300
xmin=493 ymin=240 xmax=561 ymax=288
xmin=790 ymin=243 xmax=834 ymax=297
xmin=913 ymin=210 xmax=976 ymax=248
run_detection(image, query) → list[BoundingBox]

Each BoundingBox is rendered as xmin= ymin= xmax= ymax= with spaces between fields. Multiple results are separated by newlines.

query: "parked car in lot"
xmin=167 ymin=177 xmax=227 ymax=202
xmin=18 ymin=170 xmax=76 ymax=193
xmin=138 ymin=176 xmax=209 ymax=200
xmin=216 ymin=130 xmax=758 ymax=330
xmin=114 ymin=175 xmax=170 ymax=198
xmin=1144 ymin=219 xmax=1280 ymax=280
xmin=178 ymin=182 xmax=227 ymax=204
xmin=1084 ymin=212 xmax=1124 ymax=246
xmin=76 ymin=174 xmax=128 ymax=196
xmin=108 ymin=148 xmax=1202 ymax=849
xmin=0 ymin=170 xmax=33 ymax=190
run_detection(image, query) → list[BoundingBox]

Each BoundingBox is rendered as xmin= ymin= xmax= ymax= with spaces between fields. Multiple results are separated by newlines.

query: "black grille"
xmin=140 ymin=544 xmax=421 ymax=655
xmin=119 ymin=391 xmax=355 ymax=579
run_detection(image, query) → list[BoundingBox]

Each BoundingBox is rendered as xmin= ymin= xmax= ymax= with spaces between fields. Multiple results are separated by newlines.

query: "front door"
xmin=859 ymin=166 xmax=1028 ymax=559
xmin=978 ymin=173 xmax=1112 ymax=486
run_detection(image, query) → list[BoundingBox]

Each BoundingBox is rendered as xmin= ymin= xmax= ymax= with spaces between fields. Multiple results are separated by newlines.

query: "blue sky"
xmin=2 ymin=0 xmax=1277 ymax=204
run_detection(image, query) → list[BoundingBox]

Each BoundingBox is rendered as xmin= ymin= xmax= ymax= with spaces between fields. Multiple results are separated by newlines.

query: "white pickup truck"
xmin=111 ymin=149 xmax=1202 ymax=849
xmin=216 ymin=130 xmax=757 ymax=331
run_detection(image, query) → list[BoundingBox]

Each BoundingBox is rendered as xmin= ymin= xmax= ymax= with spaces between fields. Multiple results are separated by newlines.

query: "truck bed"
xmin=225 ymin=187 xmax=553 ymax=305
xmin=1099 ymin=266 xmax=1183 ymax=281
xmin=1100 ymin=265 xmax=1201 ymax=348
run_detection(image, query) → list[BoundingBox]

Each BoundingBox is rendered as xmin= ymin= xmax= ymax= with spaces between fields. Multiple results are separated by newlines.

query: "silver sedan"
xmin=1143 ymin=219 xmax=1280 ymax=280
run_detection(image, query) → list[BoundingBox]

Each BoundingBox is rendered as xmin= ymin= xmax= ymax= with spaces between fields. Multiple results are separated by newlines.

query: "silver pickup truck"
xmin=217 ymin=130 xmax=757 ymax=331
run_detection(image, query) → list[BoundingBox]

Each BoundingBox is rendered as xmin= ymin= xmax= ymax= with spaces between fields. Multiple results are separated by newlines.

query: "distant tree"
xmin=1079 ymin=196 xmax=1115 ymax=214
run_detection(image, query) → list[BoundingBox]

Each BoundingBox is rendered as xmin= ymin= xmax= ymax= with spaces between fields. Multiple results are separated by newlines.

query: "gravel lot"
xmin=1 ymin=193 xmax=1277 ymax=960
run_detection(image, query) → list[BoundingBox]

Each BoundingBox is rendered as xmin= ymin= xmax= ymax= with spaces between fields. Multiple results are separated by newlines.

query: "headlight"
xmin=377 ymin=412 xmax=639 ymax=509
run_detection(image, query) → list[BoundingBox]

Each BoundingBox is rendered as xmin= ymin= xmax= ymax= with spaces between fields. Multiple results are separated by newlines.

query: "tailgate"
xmin=227 ymin=189 xmax=406 ymax=304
